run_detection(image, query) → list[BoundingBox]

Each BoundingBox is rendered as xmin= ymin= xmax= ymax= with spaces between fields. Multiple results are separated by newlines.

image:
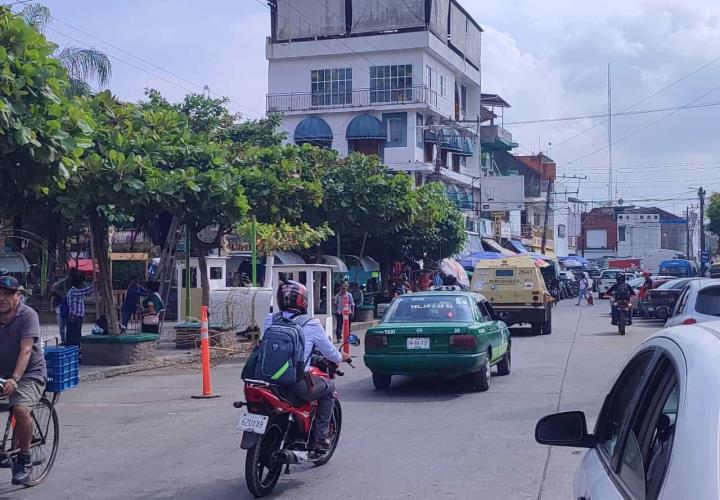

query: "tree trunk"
xmin=196 ymin=242 xmax=210 ymax=309
xmin=87 ymin=208 xmax=120 ymax=335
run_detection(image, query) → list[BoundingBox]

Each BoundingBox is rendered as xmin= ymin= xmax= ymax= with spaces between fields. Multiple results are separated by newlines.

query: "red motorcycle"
xmin=235 ymin=336 xmax=359 ymax=498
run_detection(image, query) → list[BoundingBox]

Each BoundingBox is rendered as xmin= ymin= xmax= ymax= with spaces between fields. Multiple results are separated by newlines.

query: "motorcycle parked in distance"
xmin=235 ymin=335 xmax=360 ymax=498
xmin=615 ymin=300 xmax=631 ymax=335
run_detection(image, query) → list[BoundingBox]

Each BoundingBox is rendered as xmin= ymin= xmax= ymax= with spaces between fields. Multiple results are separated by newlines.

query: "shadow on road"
xmin=139 ymin=476 xmax=308 ymax=500
xmin=339 ymin=375 xmax=479 ymax=403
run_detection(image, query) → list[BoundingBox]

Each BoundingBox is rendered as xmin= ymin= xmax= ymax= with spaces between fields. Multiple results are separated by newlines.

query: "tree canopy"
xmin=0 ymin=6 xmax=93 ymax=211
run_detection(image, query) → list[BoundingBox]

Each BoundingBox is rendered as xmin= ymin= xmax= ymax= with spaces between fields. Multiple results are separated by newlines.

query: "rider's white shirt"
xmin=263 ymin=312 xmax=342 ymax=371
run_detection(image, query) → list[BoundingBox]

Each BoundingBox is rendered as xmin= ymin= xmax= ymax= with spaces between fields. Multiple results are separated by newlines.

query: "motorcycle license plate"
xmin=406 ymin=337 xmax=430 ymax=350
xmin=237 ymin=413 xmax=269 ymax=434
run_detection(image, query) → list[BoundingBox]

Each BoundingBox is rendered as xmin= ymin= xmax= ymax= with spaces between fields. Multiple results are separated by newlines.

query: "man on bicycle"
xmin=0 ymin=276 xmax=47 ymax=485
xmin=262 ymin=281 xmax=350 ymax=453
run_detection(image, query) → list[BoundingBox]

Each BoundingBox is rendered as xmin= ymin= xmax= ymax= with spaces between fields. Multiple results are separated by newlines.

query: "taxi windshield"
xmin=383 ymin=295 xmax=473 ymax=323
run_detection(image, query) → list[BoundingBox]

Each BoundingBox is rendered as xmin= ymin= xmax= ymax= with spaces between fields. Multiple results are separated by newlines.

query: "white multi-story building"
xmin=265 ymin=0 xmax=491 ymax=245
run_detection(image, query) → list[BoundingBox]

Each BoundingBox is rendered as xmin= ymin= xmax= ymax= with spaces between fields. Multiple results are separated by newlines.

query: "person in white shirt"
xmin=263 ymin=281 xmax=349 ymax=452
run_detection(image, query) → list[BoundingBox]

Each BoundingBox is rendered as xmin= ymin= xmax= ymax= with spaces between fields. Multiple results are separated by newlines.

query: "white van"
xmin=642 ymin=249 xmax=685 ymax=274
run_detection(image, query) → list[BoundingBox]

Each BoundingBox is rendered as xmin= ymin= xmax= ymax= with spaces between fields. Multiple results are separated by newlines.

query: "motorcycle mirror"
xmin=348 ymin=334 xmax=361 ymax=347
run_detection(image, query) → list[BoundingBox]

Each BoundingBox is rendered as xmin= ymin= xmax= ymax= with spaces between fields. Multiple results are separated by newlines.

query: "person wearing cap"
xmin=0 ymin=275 xmax=47 ymax=485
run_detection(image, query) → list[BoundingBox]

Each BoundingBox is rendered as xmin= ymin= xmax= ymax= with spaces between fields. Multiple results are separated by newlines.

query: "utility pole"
xmin=686 ymin=206 xmax=691 ymax=258
xmin=540 ymin=180 xmax=553 ymax=254
xmin=700 ymin=187 xmax=706 ymax=275
xmin=607 ymin=63 xmax=613 ymax=205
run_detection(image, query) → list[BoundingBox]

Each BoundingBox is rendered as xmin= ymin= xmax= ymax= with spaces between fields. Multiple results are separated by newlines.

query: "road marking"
xmin=536 ymin=307 xmax=583 ymax=500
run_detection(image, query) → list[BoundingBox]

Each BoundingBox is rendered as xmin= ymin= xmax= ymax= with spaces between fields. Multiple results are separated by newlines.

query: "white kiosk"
xmin=271 ymin=264 xmax=334 ymax=340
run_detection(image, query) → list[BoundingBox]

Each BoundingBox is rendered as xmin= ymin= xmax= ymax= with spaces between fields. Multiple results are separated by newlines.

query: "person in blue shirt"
xmin=120 ymin=277 xmax=148 ymax=330
xmin=263 ymin=281 xmax=349 ymax=452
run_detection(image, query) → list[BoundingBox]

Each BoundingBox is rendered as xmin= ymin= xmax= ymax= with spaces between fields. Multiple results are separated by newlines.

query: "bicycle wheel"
xmin=23 ymin=398 xmax=59 ymax=487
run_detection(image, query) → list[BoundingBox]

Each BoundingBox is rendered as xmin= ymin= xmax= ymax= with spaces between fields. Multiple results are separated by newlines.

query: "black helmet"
xmin=277 ymin=281 xmax=308 ymax=314
xmin=616 ymin=274 xmax=626 ymax=284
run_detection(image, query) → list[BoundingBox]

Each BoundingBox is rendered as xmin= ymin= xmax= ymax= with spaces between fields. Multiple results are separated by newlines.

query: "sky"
xmin=28 ymin=0 xmax=720 ymax=216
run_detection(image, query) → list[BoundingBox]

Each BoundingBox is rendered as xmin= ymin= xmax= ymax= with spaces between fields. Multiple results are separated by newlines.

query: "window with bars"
xmin=370 ymin=65 xmax=413 ymax=104
xmin=311 ymin=68 xmax=352 ymax=107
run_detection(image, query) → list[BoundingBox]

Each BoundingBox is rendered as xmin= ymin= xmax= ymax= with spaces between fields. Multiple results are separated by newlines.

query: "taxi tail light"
xmin=449 ymin=335 xmax=476 ymax=349
xmin=682 ymin=318 xmax=698 ymax=325
xmin=366 ymin=335 xmax=388 ymax=348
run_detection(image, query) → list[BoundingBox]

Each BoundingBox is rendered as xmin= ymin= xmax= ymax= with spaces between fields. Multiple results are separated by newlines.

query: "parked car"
xmin=536 ymin=321 xmax=720 ymax=499
xmin=659 ymin=259 xmax=699 ymax=278
xmin=597 ymin=269 xmax=624 ymax=298
xmin=629 ymin=277 xmax=674 ymax=316
xmin=587 ymin=269 xmax=602 ymax=291
xmin=364 ymin=289 xmax=511 ymax=391
xmin=645 ymin=278 xmax=700 ymax=320
xmin=665 ymin=279 xmax=720 ymax=327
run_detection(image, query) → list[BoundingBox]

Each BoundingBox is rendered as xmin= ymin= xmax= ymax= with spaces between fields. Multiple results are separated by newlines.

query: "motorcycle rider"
xmin=607 ymin=274 xmax=635 ymax=325
xmin=263 ymin=281 xmax=350 ymax=453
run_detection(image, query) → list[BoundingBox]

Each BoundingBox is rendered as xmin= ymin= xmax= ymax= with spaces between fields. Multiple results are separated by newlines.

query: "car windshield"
xmin=383 ymin=295 xmax=473 ymax=323
xmin=695 ymin=287 xmax=720 ymax=317
xmin=601 ymin=271 xmax=621 ymax=279
xmin=628 ymin=277 xmax=644 ymax=288
xmin=659 ymin=266 xmax=688 ymax=277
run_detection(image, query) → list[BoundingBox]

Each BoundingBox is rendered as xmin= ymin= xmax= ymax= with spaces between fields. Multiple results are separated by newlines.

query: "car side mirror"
xmin=348 ymin=334 xmax=361 ymax=347
xmin=535 ymin=411 xmax=596 ymax=448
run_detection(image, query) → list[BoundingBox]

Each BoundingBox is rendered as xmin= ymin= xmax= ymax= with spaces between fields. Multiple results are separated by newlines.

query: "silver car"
xmin=665 ymin=279 xmax=720 ymax=327
xmin=536 ymin=322 xmax=720 ymax=499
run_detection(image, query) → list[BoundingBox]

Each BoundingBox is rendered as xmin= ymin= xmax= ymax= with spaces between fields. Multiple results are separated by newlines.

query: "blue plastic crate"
xmin=44 ymin=346 xmax=80 ymax=392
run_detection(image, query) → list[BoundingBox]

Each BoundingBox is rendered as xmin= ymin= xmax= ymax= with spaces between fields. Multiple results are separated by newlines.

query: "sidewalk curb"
xmin=79 ymin=351 xmax=249 ymax=383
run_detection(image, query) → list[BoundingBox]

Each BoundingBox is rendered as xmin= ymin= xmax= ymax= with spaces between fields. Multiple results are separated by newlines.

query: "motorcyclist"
xmin=262 ymin=281 xmax=350 ymax=453
xmin=607 ymin=274 xmax=635 ymax=325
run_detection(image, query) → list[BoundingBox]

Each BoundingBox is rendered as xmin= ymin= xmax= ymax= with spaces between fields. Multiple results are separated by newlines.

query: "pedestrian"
xmin=120 ymin=276 xmax=147 ymax=330
xmin=576 ymin=275 xmax=590 ymax=306
xmin=349 ymin=282 xmax=364 ymax=306
xmin=50 ymin=269 xmax=68 ymax=343
xmin=65 ymin=272 xmax=94 ymax=347
xmin=334 ymin=283 xmax=355 ymax=343
xmin=141 ymin=281 xmax=164 ymax=334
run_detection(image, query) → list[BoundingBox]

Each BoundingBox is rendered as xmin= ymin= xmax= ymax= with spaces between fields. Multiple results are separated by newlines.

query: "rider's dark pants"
xmin=291 ymin=374 xmax=336 ymax=443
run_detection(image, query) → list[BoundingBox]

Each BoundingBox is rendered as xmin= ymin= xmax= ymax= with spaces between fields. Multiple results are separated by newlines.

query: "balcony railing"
xmin=480 ymin=125 xmax=517 ymax=151
xmin=521 ymin=224 xmax=554 ymax=241
xmin=266 ymin=85 xmax=438 ymax=113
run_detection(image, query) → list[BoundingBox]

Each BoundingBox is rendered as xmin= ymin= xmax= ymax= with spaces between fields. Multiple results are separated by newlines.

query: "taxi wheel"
xmin=497 ymin=346 xmax=511 ymax=376
xmin=372 ymin=374 xmax=392 ymax=390
xmin=469 ymin=357 xmax=491 ymax=392
xmin=530 ymin=323 xmax=542 ymax=336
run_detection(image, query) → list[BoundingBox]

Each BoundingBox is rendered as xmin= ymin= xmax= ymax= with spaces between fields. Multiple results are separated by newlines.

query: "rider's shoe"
xmin=309 ymin=439 xmax=331 ymax=459
xmin=0 ymin=455 xmax=10 ymax=468
xmin=11 ymin=453 xmax=32 ymax=485
xmin=611 ymin=320 xmax=617 ymax=325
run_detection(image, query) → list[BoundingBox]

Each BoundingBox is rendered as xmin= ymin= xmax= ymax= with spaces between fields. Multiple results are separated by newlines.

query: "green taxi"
xmin=364 ymin=288 xmax=511 ymax=391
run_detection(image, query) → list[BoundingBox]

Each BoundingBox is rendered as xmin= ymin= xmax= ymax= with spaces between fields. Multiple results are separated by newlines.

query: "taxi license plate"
xmin=406 ymin=337 xmax=430 ymax=350
xmin=237 ymin=413 xmax=269 ymax=434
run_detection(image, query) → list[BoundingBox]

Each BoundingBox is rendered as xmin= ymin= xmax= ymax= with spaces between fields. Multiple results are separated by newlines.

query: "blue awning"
xmin=346 ymin=114 xmax=385 ymax=140
xmin=510 ymin=240 xmax=529 ymax=254
xmin=294 ymin=117 xmax=333 ymax=145
xmin=424 ymin=128 xmax=463 ymax=151
xmin=456 ymin=137 xmax=476 ymax=156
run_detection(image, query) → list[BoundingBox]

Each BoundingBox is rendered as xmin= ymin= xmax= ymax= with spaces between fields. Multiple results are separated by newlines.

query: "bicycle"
xmin=0 ymin=379 xmax=60 ymax=487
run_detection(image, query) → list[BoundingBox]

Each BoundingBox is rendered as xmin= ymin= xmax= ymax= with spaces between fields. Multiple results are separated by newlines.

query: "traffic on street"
xmin=0 ymin=300 xmax=684 ymax=500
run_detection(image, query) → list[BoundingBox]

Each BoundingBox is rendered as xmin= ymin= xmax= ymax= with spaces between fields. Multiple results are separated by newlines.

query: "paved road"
xmin=7 ymin=301 xmax=666 ymax=499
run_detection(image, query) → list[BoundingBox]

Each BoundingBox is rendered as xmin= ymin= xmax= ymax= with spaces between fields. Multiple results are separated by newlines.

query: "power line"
xmin=550 ymin=53 xmax=720 ymax=151
xmin=504 ymin=101 xmax=720 ymax=126
xmin=50 ymin=16 xmax=265 ymax=117
xmin=561 ymin=78 xmax=720 ymax=168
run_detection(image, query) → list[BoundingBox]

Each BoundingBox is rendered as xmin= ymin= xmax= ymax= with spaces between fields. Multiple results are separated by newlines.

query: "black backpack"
xmin=614 ymin=283 xmax=632 ymax=301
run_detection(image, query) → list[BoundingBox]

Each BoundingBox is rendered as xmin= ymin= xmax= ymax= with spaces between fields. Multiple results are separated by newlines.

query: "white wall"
xmin=617 ymin=213 xmax=662 ymax=257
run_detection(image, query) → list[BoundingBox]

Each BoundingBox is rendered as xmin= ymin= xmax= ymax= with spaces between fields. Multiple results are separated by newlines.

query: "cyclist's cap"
xmin=0 ymin=276 xmax=20 ymax=292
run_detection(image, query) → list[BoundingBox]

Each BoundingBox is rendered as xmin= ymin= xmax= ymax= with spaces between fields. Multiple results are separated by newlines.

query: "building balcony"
xmin=266 ymin=85 xmax=439 ymax=114
xmin=522 ymin=224 xmax=554 ymax=242
xmin=480 ymin=125 xmax=518 ymax=151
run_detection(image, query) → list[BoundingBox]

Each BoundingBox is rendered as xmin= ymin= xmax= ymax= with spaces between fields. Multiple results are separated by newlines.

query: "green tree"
xmin=706 ymin=192 xmax=720 ymax=238
xmin=19 ymin=3 xmax=112 ymax=96
xmin=0 ymin=6 xmax=93 ymax=212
